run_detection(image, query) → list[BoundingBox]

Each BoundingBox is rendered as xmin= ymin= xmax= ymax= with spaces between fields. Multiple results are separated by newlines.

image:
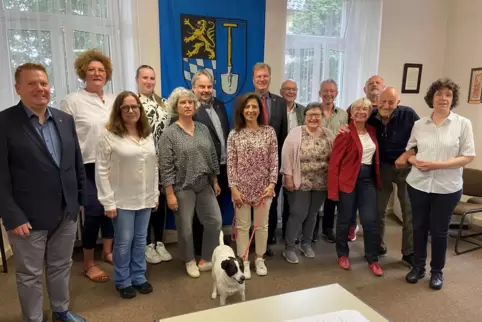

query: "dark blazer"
xmin=294 ymin=103 xmax=306 ymax=126
xmin=327 ymin=121 xmax=381 ymax=201
xmin=0 ymin=102 xmax=85 ymax=231
xmin=194 ymin=98 xmax=229 ymax=163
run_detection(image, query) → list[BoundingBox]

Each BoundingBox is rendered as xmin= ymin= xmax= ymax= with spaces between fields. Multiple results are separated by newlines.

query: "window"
xmin=0 ymin=0 xmax=121 ymax=108
xmin=285 ymin=0 xmax=349 ymax=106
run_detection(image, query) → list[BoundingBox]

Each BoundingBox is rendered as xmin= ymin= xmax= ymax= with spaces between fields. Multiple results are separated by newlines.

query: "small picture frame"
xmin=467 ymin=67 xmax=482 ymax=104
xmin=401 ymin=63 xmax=423 ymax=94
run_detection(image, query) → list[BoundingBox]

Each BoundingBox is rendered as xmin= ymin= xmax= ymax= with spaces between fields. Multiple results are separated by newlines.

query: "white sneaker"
xmin=185 ymin=260 xmax=200 ymax=278
xmin=255 ymin=258 xmax=268 ymax=276
xmin=243 ymin=261 xmax=251 ymax=280
xmin=198 ymin=260 xmax=213 ymax=272
xmin=155 ymin=242 xmax=172 ymax=261
xmin=145 ymin=243 xmax=162 ymax=264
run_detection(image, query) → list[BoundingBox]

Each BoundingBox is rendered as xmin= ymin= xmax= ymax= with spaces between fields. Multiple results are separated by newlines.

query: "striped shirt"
xmin=405 ymin=112 xmax=475 ymax=194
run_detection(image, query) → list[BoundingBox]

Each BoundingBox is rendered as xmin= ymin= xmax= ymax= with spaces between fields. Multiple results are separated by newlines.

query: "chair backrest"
xmin=463 ymin=168 xmax=482 ymax=197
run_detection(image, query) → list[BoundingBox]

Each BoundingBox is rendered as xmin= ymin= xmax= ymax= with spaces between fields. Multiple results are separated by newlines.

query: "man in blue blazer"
xmin=0 ymin=63 xmax=86 ymax=322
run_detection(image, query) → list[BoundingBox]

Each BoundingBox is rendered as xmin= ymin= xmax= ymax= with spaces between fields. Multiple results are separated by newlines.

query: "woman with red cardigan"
xmin=327 ymin=98 xmax=383 ymax=276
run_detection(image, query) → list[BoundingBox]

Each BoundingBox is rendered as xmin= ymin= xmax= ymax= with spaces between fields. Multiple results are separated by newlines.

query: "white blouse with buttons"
xmin=95 ymin=129 xmax=160 ymax=211
xmin=60 ymin=89 xmax=116 ymax=164
xmin=406 ymin=112 xmax=475 ymax=194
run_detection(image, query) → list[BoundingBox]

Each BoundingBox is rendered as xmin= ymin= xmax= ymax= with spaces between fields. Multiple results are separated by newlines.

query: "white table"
xmin=157 ymin=283 xmax=388 ymax=322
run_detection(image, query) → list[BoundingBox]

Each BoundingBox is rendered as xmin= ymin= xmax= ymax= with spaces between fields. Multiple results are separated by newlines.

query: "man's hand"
xmin=213 ymin=182 xmax=221 ymax=196
xmin=284 ymin=175 xmax=295 ymax=192
xmin=104 ymin=209 xmax=117 ymax=218
xmin=167 ymin=194 xmax=178 ymax=211
xmin=12 ymin=222 xmax=32 ymax=237
xmin=394 ymin=155 xmax=408 ymax=168
xmin=337 ymin=124 xmax=349 ymax=136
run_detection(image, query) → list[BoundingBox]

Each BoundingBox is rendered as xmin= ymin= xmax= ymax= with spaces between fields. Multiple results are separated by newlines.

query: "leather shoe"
xmin=429 ymin=272 xmax=443 ymax=290
xmin=133 ymin=281 xmax=153 ymax=294
xmin=405 ymin=268 xmax=425 ymax=284
xmin=117 ymin=286 xmax=137 ymax=299
xmin=52 ymin=311 xmax=87 ymax=322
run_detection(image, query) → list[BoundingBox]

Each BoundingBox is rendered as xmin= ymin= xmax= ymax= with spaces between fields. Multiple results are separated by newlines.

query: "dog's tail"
xmin=219 ymin=230 xmax=225 ymax=246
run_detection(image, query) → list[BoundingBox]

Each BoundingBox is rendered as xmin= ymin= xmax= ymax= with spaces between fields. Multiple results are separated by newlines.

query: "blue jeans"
xmin=113 ymin=208 xmax=151 ymax=289
xmin=336 ymin=165 xmax=379 ymax=263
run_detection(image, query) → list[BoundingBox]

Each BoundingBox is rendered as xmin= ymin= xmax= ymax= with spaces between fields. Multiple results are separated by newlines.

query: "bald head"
xmin=378 ymin=86 xmax=401 ymax=120
xmin=280 ymin=79 xmax=298 ymax=106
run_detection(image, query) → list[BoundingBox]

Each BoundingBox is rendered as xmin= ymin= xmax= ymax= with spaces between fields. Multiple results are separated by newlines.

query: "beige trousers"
xmin=235 ymin=198 xmax=272 ymax=259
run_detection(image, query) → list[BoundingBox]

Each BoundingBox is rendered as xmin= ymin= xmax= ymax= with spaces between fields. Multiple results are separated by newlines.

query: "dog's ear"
xmin=221 ymin=259 xmax=229 ymax=271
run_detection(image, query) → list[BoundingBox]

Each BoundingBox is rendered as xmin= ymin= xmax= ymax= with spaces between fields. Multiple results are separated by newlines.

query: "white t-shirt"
xmin=359 ymin=133 xmax=376 ymax=165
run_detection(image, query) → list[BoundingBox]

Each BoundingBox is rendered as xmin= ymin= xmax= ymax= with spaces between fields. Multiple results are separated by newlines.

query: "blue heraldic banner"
xmin=159 ymin=0 xmax=266 ymax=229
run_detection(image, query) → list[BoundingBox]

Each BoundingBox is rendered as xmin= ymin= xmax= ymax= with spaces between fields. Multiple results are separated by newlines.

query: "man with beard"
xmin=316 ymin=79 xmax=348 ymax=243
xmin=189 ymin=69 xmax=230 ymax=268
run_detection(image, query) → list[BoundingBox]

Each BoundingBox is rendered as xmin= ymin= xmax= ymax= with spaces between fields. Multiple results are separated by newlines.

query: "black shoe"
xmin=133 ymin=281 xmax=153 ymax=294
xmin=117 ymin=286 xmax=137 ymax=299
xmin=402 ymin=254 xmax=414 ymax=267
xmin=265 ymin=245 xmax=274 ymax=257
xmin=295 ymin=239 xmax=301 ymax=245
xmin=321 ymin=231 xmax=336 ymax=244
xmin=429 ymin=272 xmax=443 ymax=290
xmin=52 ymin=311 xmax=87 ymax=322
xmin=379 ymin=248 xmax=388 ymax=257
xmin=405 ymin=268 xmax=425 ymax=284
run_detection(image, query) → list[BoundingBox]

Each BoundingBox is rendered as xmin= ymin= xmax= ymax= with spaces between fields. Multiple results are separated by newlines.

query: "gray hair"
xmin=304 ymin=102 xmax=322 ymax=116
xmin=320 ymin=79 xmax=338 ymax=90
xmin=165 ymin=87 xmax=200 ymax=115
xmin=191 ymin=69 xmax=214 ymax=87
xmin=350 ymin=97 xmax=373 ymax=113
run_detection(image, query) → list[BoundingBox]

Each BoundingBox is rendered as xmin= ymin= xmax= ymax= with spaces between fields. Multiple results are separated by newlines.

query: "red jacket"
xmin=327 ymin=121 xmax=381 ymax=201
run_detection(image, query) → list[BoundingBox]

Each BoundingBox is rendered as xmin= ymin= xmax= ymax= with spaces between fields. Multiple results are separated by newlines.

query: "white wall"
xmin=444 ymin=0 xmax=482 ymax=169
xmin=378 ymin=0 xmax=449 ymax=118
xmin=264 ymin=0 xmax=287 ymax=92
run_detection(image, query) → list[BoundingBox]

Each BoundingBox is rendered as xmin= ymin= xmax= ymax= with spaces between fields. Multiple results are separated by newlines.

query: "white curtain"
xmin=0 ymin=0 xmax=140 ymax=110
xmin=340 ymin=0 xmax=383 ymax=108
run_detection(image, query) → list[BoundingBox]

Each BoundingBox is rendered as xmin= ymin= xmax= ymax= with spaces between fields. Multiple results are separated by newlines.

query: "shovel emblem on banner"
xmin=221 ymin=23 xmax=238 ymax=95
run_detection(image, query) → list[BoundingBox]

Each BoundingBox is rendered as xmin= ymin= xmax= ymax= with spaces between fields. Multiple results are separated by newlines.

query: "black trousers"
xmin=407 ymin=185 xmax=462 ymax=274
xmin=281 ymin=188 xmax=290 ymax=239
xmin=147 ymin=190 xmax=167 ymax=244
xmin=268 ymin=175 xmax=283 ymax=244
xmin=82 ymin=163 xmax=114 ymax=249
xmin=193 ymin=164 xmax=229 ymax=256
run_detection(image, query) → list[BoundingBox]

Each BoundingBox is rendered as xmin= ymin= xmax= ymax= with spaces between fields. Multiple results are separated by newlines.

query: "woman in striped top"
xmin=405 ymin=78 xmax=475 ymax=290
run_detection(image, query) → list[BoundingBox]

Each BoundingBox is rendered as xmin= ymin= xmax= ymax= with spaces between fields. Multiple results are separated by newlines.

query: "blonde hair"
xmin=350 ymin=98 xmax=373 ymax=113
xmin=252 ymin=62 xmax=271 ymax=76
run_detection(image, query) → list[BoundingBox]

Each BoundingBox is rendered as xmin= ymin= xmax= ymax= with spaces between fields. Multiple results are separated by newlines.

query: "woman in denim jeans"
xmin=327 ymin=98 xmax=383 ymax=276
xmin=96 ymin=91 xmax=159 ymax=299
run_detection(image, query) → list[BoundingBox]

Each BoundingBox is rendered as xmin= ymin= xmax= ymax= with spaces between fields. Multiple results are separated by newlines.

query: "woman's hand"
xmin=213 ymin=182 xmax=221 ymax=196
xmin=231 ymin=187 xmax=243 ymax=207
xmin=260 ymin=183 xmax=275 ymax=200
xmin=167 ymin=194 xmax=178 ymax=211
xmin=153 ymin=201 xmax=159 ymax=211
xmin=284 ymin=175 xmax=295 ymax=192
xmin=415 ymin=160 xmax=439 ymax=172
xmin=105 ymin=209 xmax=117 ymax=219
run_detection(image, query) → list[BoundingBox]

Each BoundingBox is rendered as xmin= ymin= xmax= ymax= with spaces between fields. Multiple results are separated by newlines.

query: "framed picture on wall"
xmin=401 ymin=63 xmax=423 ymax=94
xmin=468 ymin=67 xmax=482 ymax=104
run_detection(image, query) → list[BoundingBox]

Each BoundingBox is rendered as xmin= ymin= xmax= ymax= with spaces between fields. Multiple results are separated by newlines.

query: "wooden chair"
xmin=451 ymin=168 xmax=482 ymax=255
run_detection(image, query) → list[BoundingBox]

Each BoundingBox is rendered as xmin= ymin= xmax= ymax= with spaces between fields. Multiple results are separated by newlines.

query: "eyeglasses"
xmin=305 ymin=113 xmax=322 ymax=118
xmin=120 ymin=104 xmax=140 ymax=112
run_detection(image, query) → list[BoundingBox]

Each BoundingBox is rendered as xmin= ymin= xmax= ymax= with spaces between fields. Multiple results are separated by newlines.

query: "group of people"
xmin=0 ymin=47 xmax=475 ymax=322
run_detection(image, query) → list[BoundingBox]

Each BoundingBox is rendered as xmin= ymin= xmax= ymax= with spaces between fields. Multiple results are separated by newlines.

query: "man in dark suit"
xmin=252 ymin=62 xmax=288 ymax=255
xmin=0 ymin=63 xmax=86 ymax=322
xmin=191 ymin=69 xmax=230 ymax=260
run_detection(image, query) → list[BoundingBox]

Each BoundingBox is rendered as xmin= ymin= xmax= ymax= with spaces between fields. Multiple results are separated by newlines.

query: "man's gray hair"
xmin=191 ymin=69 xmax=214 ymax=87
xmin=320 ymin=79 xmax=338 ymax=89
xmin=165 ymin=87 xmax=200 ymax=115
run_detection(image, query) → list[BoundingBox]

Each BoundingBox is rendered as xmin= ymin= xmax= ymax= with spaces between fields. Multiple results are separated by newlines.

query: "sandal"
xmin=84 ymin=264 xmax=110 ymax=283
xmin=102 ymin=252 xmax=113 ymax=265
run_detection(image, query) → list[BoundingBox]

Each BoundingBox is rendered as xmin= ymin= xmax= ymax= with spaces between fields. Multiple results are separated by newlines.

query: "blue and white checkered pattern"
xmin=183 ymin=58 xmax=217 ymax=96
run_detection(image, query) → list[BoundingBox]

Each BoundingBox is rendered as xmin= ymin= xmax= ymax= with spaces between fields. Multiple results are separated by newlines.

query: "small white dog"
xmin=211 ymin=231 xmax=246 ymax=306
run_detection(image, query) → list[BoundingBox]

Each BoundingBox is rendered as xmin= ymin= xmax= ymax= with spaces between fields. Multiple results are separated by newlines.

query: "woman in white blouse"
xmin=60 ymin=49 xmax=116 ymax=283
xmin=95 ymin=91 xmax=159 ymax=299
xmin=135 ymin=65 xmax=172 ymax=264
xmin=405 ymin=78 xmax=475 ymax=290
